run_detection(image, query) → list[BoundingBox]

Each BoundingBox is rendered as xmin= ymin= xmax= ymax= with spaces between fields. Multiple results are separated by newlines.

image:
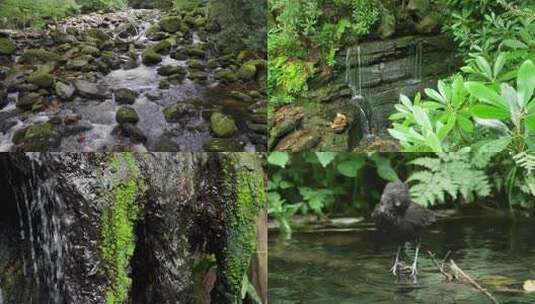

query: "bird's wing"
xmin=404 ymin=203 xmax=436 ymax=228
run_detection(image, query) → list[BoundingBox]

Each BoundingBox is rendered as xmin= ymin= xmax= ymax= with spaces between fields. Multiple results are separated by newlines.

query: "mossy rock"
xmin=85 ymin=28 xmax=110 ymax=43
xmin=114 ymin=88 xmax=138 ymax=105
xmin=22 ymin=122 xmax=61 ymax=151
xmin=18 ymin=49 xmax=61 ymax=65
xmin=55 ymin=82 xmax=75 ymax=100
xmin=153 ymin=39 xmax=172 ymax=54
xmin=0 ymin=37 xmax=16 ymax=55
xmin=163 ymin=103 xmax=188 ymax=122
xmin=142 ymin=48 xmax=162 ymax=65
xmin=237 ymin=62 xmax=257 ymax=81
xmin=81 ymin=45 xmax=101 ymax=56
xmin=416 ymin=13 xmax=441 ymax=34
xmin=159 ymin=80 xmax=171 ymax=89
xmin=157 ymin=65 xmax=186 ymax=76
xmin=27 ymin=69 xmax=55 ymax=89
xmin=187 ymin=59 xmax=204 ymax=70
xmin=210 ymin=112 xmax=237 ymax=137
xmin=116 ymin=106 xmax=139 ymax=124
xmin=181 ymin=43 xmax=205 ymax=57
xmin=159 ymin=16 xmax=182 ymax=33
xmin=16 ymin=93 xmax=43 ymax=111
xmin=377 ymin=10 xmax=396 ymax=39
xmin=215 ymin=69 xmax=238 ymax=82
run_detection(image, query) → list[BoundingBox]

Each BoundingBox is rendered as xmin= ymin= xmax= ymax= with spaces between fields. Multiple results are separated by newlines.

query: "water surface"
xmin=269 ymin=216 xmax=535 ymax=304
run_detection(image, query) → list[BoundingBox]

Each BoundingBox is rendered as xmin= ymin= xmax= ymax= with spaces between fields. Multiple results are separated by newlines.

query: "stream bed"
xmin=269 ymin=216 xmax=535 ymax=304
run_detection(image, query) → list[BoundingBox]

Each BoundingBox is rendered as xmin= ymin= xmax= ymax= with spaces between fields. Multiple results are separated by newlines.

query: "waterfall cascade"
xmin=408 ymin=42 xmax=423 ymax=83
xmin=10 ymin=153 xmax=66 ymax=304
xmin=345 ymin=46 xmax=372 ymax=138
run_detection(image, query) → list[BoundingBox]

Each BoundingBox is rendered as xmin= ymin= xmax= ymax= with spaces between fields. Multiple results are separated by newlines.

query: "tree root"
xmin=427 ymin=250 xmax=500 ymax=304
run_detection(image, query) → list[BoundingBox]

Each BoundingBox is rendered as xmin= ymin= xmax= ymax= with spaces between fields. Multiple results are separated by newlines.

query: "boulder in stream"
xmin=21 ymin=122 xmax=62 ymax=151
xmin=210 ymin=112 xmax=238 ymax=137
xmin=116 ymin=106 xmax=139 ymax=124
xmin=142 ymin=48 xmax=162 ymax=65
xmin=163 ymin=103 xmax=188 ymax=122
xmin=114 ymin=88 xmax=139 ymax=105
xmin=159 ymin=16 xmax=183 ymax=33
xmin=73 ymin=80 xmax=107 ymax=100
xmin=55 ymin=82 xmax=75 ymax=100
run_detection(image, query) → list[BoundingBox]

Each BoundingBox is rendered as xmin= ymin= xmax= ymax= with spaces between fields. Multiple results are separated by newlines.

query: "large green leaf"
xmin=476 ymin=56 xmax=493 ymax=80
xmin=526 ymin=114 xmax=535 ymax=133
xmin=471 ymin=104 xmax=511 ymax=119
xmin=369 ymin=154 xmax=398 ymax=181
xmin=315 ymin=152 xmax=337 ymax=167
xmin=517 ymin=60 xmax=535 ymax=107
xmin=337 ymin=157 xmax=366 ymax=177
xmin=465 ymin=82 xmax=508 ymax=110
xmin=268 ymin=152 xmax=289 ymax=168
xmin=451 ymin=75 xmax=467 ymax=108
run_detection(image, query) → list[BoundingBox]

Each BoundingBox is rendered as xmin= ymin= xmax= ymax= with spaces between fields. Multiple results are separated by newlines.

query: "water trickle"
xmin=0 ymin=287 xmax=3 ymax=304
xmin=11 ymin=154 xmax=66 ymax=303
xmin=408 ymin=42 xmax=423 ymax=83
xmin=345 ymin=46 xmax=372 ymax=138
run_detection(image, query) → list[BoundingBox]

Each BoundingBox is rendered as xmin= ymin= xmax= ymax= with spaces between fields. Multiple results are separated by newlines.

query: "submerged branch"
xmin=427 ymin=250 xmax=500 ymax=304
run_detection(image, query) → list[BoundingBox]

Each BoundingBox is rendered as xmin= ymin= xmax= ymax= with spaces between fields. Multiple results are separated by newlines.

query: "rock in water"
xmin=22 ymin=122 xmax=62 ymax=151
xmin=163 ymin=103 xmax=188 ymax=122
xmin=159 ymin=16 xmax=182 ymax=33
xmin=55 ymin=82 xmax=75 ymax=100
xmin=27 ymin=69 xmax=55 ymax=89
xmin=142 ymin=48 xmax=162 ymax=65
xmin=114 ymin=88 xmax=138 ymax=105
xmin=116 ymin=106 xmax=139 ymax=124
xmin=73 ymin=80 xmax=107 ymax=100
xmin=210 ymin=112 xmax=238 ymax=137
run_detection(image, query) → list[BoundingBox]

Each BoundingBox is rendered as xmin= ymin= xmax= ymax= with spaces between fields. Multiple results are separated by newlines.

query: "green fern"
xmin=408 ymin=152 xmax=491 ymax=207
xmin=513 ymin=151 xmax=535 ymax=174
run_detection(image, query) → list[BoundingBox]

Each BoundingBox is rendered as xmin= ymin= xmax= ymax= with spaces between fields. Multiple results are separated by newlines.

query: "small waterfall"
xmin=345 ymin=46 xmax=372 ymax=138
xmin=408 ymin=42 xmax=423 ymax=82
xmin=11 ymin=154 xmax=66 ymax=304
xmin=0 ymin=286 xmax=3 ymax=304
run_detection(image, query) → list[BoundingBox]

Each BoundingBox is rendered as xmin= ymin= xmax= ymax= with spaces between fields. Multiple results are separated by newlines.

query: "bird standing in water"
xmin=372 ymin=181 xmax=436 ymax=277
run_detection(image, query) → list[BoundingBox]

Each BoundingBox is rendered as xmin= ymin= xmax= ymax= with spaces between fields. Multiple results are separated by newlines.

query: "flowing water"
xmin=269 ymin=215 xmax=535 ymax=304
xmin=9 ymin=154 xmax=66 ymax=303
xmin=0 ymin=10 xmax=261 ymax=152
xmin=345 ymin=47 xmax=372 ymax=138
xmin=409 ymin=43 xmax=424 ymax=83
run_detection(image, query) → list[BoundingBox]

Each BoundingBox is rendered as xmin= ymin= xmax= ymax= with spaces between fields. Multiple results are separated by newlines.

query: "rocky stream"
xmin=0 ymin=7 xmax=266 ymax=152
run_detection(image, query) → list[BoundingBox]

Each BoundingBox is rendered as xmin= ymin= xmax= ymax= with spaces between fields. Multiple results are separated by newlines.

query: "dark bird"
xmin=372 ymin=181 xmax=436 ymax=277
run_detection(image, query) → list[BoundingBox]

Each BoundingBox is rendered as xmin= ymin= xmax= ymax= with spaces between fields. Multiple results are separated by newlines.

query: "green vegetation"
xmin=100 ymin=153 xmax=145 ymax=304
xmin=383 ymin=1 xmax=535 ymax=215
xmin=221 ymin=154 xmax=265 ymax=302
xmin=268 ymin=0 xmax=381 ymax=109
xmin=268 ymin=152 xmax=535 ymax=238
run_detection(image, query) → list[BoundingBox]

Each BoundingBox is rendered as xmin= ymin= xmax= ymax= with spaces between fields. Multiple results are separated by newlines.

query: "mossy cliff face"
xmin=214 ymin=153 xmax=266 ymax=302
xmin=100 ymin=153 xmax=146 ymax=304
xmin=0 ymin=153 xmax=265 ymax=303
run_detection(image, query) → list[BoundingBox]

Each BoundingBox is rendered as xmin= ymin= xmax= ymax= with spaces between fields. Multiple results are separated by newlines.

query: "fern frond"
xmin=513 ymin=151 xmax=535 ymax=174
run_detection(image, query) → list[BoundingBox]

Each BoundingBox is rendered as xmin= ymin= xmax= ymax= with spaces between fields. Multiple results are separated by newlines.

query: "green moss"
xmin=221 ymin=153 xmax=266 ymax=294
xmin=101 ymin=153 xmax=144 ymax=304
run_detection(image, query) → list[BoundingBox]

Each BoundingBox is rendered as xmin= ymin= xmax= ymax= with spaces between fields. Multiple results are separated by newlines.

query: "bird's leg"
xmin=410 ymin=241 xmax=420 ymax=277
xmin=390 ymin=246 xmax=402 ymax=276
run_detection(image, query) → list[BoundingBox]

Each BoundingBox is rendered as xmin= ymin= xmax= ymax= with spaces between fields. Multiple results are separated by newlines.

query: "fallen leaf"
xmin=523 ymin=280 xmax=535 ymax=292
